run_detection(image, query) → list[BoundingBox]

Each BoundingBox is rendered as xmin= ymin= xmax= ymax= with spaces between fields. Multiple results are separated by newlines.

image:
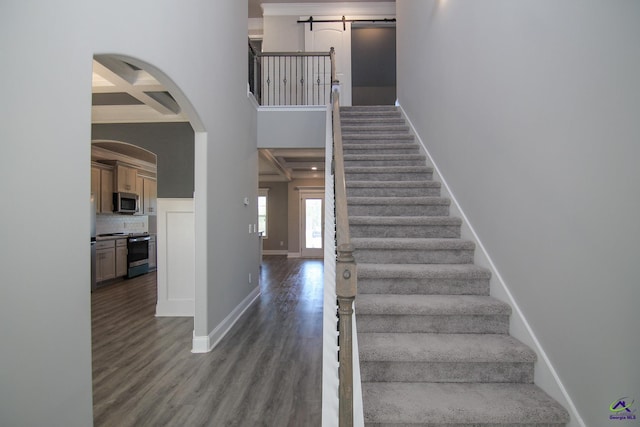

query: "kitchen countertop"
xmin=96 ymin=234 xmax=129 ymax=241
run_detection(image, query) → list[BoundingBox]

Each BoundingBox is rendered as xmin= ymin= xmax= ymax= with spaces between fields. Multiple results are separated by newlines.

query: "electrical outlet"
xmin=280 ymin=241 xmax=284 ymax=246
xmin=249 ymin=273 xmax=252 ymax=284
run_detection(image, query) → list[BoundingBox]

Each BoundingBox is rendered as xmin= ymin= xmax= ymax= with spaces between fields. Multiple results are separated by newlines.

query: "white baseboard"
xmin=262 ymin=250 xmax=288 ymax=256
xmin=398 ymin=104 xmax=585 ymax=427
xmin=191 ymin=285 xmax=260 ymax=353
xmin=287 ymin=252 xmax=301 ymax=258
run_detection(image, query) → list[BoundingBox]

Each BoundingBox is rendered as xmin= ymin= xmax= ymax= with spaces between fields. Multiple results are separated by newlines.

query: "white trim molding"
xmin=191 ymin=286 xmax=261 ymax=353
xmin=398 ymin=104 xmax=586 ymax=427
xmin=156 ymin=198 xmax=195 ymax=317
xmin=262 ymin=250 xmax=288 ymax=256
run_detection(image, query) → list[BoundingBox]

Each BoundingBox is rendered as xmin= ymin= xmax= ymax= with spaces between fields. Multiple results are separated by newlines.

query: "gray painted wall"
xmin=397 ymin=2 xmax=640 ymax=426
xmin=0 ymin=1 xmax=256 ymax=425
xmin=92 ymin=122 xmax=195 ymax=198
xmin=352 ymin=26 xmax=396 ymax=105
xmin=259 ymin=182 xmax=289 ymax=251
xmin=258 ymin=109 xmax=326 ymax=149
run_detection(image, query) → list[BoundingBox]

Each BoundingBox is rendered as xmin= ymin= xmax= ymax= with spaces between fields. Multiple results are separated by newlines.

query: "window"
xmin=258 ymin=188 xmax=269 ymax=238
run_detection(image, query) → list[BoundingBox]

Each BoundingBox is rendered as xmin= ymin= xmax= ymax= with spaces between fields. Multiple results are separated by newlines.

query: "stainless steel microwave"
xmin=113 ymin=192 xmax=139 ymax=214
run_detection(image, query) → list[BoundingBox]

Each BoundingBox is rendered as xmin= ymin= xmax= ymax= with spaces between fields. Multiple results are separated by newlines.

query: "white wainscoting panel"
xmin=156 ymin=198 xmax=195 ymax=317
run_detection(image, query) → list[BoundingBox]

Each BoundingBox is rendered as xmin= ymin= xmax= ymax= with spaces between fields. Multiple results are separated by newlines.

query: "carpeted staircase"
xmin=340 ymin=105 xmax=570 ymax=426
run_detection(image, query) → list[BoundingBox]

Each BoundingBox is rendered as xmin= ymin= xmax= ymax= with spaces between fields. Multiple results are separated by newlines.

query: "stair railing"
xmin=249 ymin=49 xmax=333 ymax=106
xmin=330 ymin=47 xmax=357 ymax=427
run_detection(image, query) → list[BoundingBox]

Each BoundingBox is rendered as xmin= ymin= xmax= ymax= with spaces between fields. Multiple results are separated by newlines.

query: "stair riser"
xmin=345 ymin=172 xmax=433 ymax=181
xmin=343 ymin=135 xmax=415 ymax=141
xmin=356 ymin=315 xmax=510 ymax=334
xmin=358 ymin=278 xmax=490 ymax=296
xmin=354 ymin=248 xmax=474 ymax=264
xmin=344 ymin=147 xmax=420 ymax=155
xmin=349 ymin=205 xmax=449 ymax=217
xmin=341 ymin=119 xmax=406 ymax=126
xmin=343 ymin=140 xmax=416 ymax=147
xmin=350 ymin=224 xmax=461 ymax=239
xmin=342 ymin=127 xmax=410 ymax=134
xmin=360 ymin=361 xmax=534 ymax=383
xmin=341 ymin=111 xmax=399 ymax=116
xmin=347 ymin=187 xmax=441 ymax=197
xmin=345 ymin=159 xmax=426 ymax=167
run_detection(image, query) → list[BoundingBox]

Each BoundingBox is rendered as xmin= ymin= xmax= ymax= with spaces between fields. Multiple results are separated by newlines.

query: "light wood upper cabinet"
xmin=100 ymin=169 xmax=114 ymax=213
xmin=143 ymin=178 xmax=157 ymax=215
xmin=115 ymin=163 xmax=138 ymax=193
xmin=91 ymin=166 xmax=101 ymax=208
xmin=92 ymin=164 xmax=114 ymax=213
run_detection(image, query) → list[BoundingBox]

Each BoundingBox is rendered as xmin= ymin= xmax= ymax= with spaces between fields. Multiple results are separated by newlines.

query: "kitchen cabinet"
xmin=148 ymin=235 xmax=157 ymax=270
xmin=91 ymin=166 xmax=100 ymax=205
xmin=100 ymin=169 xmax=114 ymax=213
xmin=96 ymin=238 xmax=128 ymax=282
xmin=91 ymin=164 xmax=114 ymax=213
xmin=115 ymin=239 xmax=128 ymax=277
xmin=115 ymin=163 xmax=138 ymax=193
xmin=96 ymin=240 xmax=116 ymax=282
xmin=143 ymin=178 xmax=157 ymax=215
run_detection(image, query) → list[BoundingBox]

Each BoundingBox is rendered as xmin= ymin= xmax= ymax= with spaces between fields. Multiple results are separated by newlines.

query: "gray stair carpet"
xmin=340 ymin=105 xmax=569 ymax=426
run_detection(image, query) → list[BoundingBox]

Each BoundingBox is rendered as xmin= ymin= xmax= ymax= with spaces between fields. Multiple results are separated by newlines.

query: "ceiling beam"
xmin=93 ymin=56 xmax=181 ymax=115
xmin=259 ymin=149 xmax=292 ymax=182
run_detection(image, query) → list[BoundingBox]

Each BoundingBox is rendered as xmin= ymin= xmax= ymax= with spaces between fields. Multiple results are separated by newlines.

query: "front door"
xmin=300 ymin=192 xmax=324 ymax=258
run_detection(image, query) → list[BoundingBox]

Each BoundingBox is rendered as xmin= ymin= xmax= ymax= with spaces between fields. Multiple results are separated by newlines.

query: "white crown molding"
xmin=262 ymin=2 xmax=395 ymax=17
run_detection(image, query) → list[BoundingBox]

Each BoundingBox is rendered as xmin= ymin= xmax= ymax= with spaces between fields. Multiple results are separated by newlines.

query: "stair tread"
xmin=352 ymin=237 xmax=474 ymax=250
xmin=343 ymin=134 xmax=414 ymax=140
xmin=348 ymin=197 xmax=449 ymax=205
xmin=358 ymin=333 xmax=536 ymax=363
xmin=343 ymin=143 xmax=419 ymax=149
xmin=346 ymin=165 xmax=432 ymax=172
xmin=347 ymin=180 xmax=440 ymax=188
xmin=357 ymin=294 xmax=510 ymax=315
xmin=358 ymin=263 xmax=491 ymax=279
xmin=362 ymin=382 xmax=570 ymax=425
xmin=344 ymin=153 xmax=425 ymax=160
xmin=350 ymin=216 xmax=461 ymax=225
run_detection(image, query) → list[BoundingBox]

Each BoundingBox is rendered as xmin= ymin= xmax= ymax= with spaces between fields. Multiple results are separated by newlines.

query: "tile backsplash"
xmin=96 ymin=214 xmax=148 ymax=235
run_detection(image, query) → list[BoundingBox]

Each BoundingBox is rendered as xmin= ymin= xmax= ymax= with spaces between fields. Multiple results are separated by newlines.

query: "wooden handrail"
xmin=330 ymin=46 xmax=357 ymax=427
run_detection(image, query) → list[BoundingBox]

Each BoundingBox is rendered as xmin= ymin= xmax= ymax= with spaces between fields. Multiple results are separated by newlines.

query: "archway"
xmin=89 ymin=55 xmax=208 ymax=419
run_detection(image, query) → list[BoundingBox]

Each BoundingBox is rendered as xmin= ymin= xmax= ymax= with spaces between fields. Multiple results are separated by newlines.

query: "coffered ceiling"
xmin=259 ymin=148 xmax=325 ymax=182
xmin=91 ymin=55 xmax=322 ymax=182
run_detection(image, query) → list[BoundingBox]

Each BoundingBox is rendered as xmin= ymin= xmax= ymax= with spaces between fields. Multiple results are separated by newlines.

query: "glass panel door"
xmin=301 ymin=193 xmax=324 ymax=258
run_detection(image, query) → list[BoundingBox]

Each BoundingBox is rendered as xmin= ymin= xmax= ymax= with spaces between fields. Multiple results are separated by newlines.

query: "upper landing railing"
xmin=249 ymin=43 xmax=333 ymax=106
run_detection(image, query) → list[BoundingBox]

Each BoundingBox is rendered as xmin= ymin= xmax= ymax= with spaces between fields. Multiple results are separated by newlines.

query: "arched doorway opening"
xmin=89 ymin=54 xmax=208 ymax=422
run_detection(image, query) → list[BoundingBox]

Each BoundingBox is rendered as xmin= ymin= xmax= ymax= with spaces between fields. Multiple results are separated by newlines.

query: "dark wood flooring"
xmin=92 ymin=256 xmax=324 ymax=426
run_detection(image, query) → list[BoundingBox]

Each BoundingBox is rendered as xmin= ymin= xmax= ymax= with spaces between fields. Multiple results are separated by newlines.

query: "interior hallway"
xmin=92 ymin=256 xmax=323 ymax=426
